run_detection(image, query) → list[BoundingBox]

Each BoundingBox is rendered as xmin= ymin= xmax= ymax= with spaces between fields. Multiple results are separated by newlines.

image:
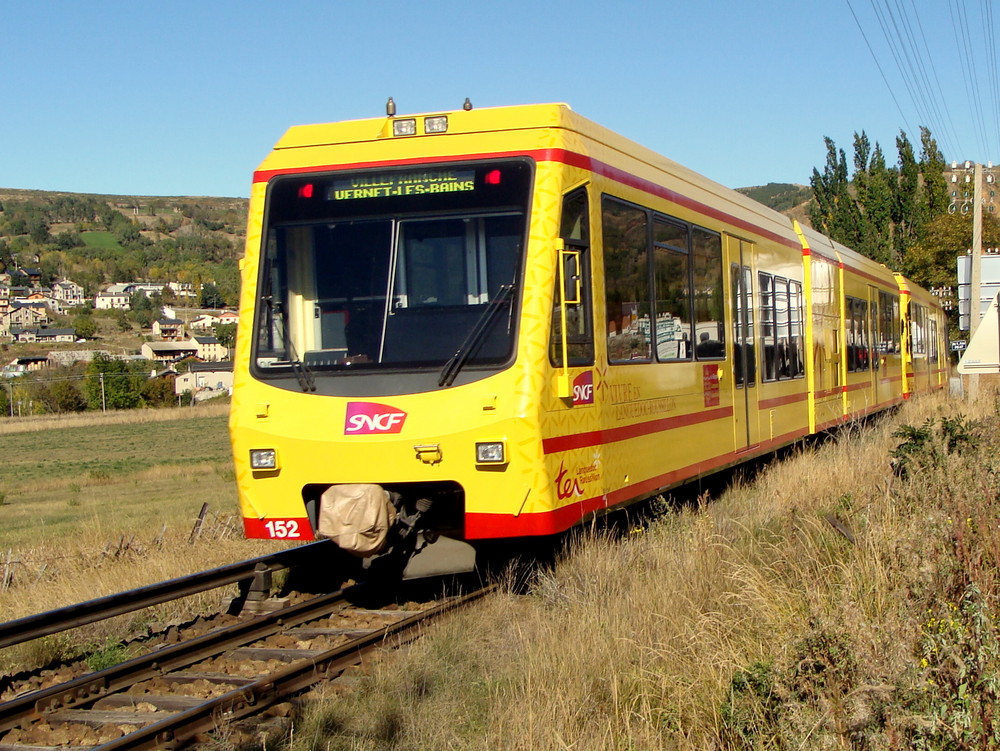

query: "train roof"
xmin=263 ymin=102 xmax=920 ymax=293
xmin=269 ymin=103 xmax=794 ymax=231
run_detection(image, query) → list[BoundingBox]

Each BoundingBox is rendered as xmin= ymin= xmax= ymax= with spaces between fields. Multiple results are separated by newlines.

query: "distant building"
xmin=189 ymin=313 xmax=220 ymax=330
xmin=152 ymin=317 xmax=185 ymax=341
xmin=192 ymin=335 xmax=224 ymax=361
xmin=140 ymin=341 xmax=199 ymax=362
xmin=95 ymin=291 xmax=130 ymax=310
xmin=52 ymin=279 xmax=85 ymax=308
xmin=9 ymin=327 xmax=76 ymax=343
xmin=175 ymin=361 xmax=233 ymax=398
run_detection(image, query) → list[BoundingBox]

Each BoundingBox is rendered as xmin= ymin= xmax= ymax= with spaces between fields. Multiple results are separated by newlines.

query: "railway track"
xmin=0 ymin=545 xmax=491 ymax=750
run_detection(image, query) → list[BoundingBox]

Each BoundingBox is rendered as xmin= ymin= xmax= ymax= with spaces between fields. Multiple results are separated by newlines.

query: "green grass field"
xmin=81 ymin=231 xmax=123 ymax=250
xmin=0 ymin=410 xmax=236 ymax=549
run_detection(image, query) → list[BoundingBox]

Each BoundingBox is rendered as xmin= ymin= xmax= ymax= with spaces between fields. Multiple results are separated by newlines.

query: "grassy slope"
xmin=0 ymin=408 xmax=234 ymax=546
xmin=0 ymin=404 xmax=287 ymax=677
xmin=280 ymin=389 xmax=1000 ymax=751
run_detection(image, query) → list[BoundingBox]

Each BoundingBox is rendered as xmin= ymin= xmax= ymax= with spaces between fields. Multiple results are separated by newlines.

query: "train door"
xmin=867 ymin=286 xmax=882 ymax=404
xmin=728 ymin=236 xmax=760 ymax=451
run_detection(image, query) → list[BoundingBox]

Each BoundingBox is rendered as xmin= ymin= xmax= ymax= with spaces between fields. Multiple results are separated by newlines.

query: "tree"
xmin=809 ymin=126 xmax=952 ymax=270
xmin=44 ymin=380 xmax=87 ymax=413
xmin=84 ymin=354 xmax=142 ymax=410
xmin=904 ymin=212 xmax=1000 ymax=289
xmin=73 ymin=314 xmax=97 ymax=340
xmin=809 ymin=138 xmax=860 ymax=248
xmin=214 ymin=322 xmax=237 ymax=353
xmin=201 ymin=282 xmax=225 ymax=309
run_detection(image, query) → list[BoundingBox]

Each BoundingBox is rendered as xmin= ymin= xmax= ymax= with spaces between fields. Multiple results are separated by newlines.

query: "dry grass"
xmin=0 ymin=401 xmax=229 ymax=435
xmin=0 ymin=401 xmax=290 ymax=677
xmin=271 ymin=387 xmax=1000 ymax=751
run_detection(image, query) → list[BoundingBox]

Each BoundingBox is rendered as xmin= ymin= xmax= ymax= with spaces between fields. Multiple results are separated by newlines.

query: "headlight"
xmin=475 ymin=442 xmax=506 ymax=464
xmin=392 ymin=118 xmax=417 ymax=137
xmin=250 ymin=449 xmax=277 ymax=470
xmin=424 ymin=115 xmax=448 ymax=134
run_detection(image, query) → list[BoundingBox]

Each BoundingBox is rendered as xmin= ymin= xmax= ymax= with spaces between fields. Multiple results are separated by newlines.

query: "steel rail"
xmin=0 ymin=540 xmax=333 ymax=650
xmin=0 ymin=586 xmax=351 ymax=734
xmin=91 ymin=585 xmax=495 ymax=751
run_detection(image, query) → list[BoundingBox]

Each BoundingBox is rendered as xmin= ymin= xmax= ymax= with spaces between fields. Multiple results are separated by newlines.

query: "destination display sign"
xmin=330 ymin=169 xmax=476 ymax=200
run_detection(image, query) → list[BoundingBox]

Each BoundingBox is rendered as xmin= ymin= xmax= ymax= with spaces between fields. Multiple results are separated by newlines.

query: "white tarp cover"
xmin=318 ymin=484 xmax=396 ymax=556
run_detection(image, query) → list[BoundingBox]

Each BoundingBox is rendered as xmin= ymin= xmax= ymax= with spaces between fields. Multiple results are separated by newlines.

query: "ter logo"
xmin=344 ymin=402 xmax=407 ymax=435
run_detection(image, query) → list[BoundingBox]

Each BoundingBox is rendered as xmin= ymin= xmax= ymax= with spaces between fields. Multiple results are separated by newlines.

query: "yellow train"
xmin=229 ymin=103 xmax=948 ymax=576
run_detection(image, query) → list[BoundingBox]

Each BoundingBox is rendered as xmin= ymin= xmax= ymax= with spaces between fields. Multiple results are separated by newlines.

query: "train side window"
xmin=603 ymin=197 xmax=652 ymax=363
xmin=652 ymin=218 xmax=692 ymax=361
xmin=789 ymin=280 xmax=804 ymax=377
xmin=775 ymin=277 xmax=790 ymax=378
xmin=759 ymin=272 xmax=777 ymax=381
xmin=857 ymin=297 xmax=870 ymax=371
xmin=693 ymin=228 xmax=724 ymax=359
xmin=550 ymin=188 xmax=594 ymax=367
xmin=732 ymin=263 xmax=756 ymax=387
xmin=911 ymin=303 xmax=926 ymax=355
xmin=845 ymin=296 xmax=869 ymax=372
xmin=878 ymin=290 xmax=897 ymax=355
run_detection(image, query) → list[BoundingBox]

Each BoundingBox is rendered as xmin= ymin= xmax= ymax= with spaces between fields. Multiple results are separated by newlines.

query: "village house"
xmin=10 ymin=327 xmax=76 ymax=343
xmin=192 ymin=335 xmax=224 ymax=361
xmin=2 ymin=356 xmax=48 ymax=377
xmin=217 ymin=310 xmax=239 ymax=325
xmin=189 ymin=313 xmax=220 ymax=330
xmin=12 ymin=268 xmax=42 ymax=287
xmin=21 ymin=291 xmax=63 ymax=314
xmin=94 ymin=290 xmax=130 ymax=310
xmin=140 ymin=341 xmax=200 ymax=363
xmin=175 ymin=361 xmax=233 ymax=399
xmin=52 ymin=279 xmax=85 ymax=308
xmin=168 ymin=281 xmax=196 ymax=299
xmin=152 ymin=317 xmax=185 ymax=341
xmin=1 ymin=303 xmax=49 ymax=335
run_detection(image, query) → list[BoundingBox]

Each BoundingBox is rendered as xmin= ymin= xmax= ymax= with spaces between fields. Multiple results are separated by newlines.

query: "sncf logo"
xmin=344 ymin=402 xmax=407 ymax=435
xmin=572 ymin=371 xmax=594 ymax=406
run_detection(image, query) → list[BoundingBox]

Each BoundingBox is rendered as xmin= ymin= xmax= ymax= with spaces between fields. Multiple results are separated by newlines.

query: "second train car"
xmin=230 ymin=102 xmax=947 ymax=576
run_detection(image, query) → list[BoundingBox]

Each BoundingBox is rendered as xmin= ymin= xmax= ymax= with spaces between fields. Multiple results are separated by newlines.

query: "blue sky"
xmin=3 ymin=1 xmax=998 ymax=198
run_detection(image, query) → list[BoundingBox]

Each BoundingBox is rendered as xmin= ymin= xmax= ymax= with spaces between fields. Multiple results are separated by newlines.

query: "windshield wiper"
xmin=438 ymin=284 xmax=515 ymax=388
xmin=263 ymin=295 xmax=316 ymax=393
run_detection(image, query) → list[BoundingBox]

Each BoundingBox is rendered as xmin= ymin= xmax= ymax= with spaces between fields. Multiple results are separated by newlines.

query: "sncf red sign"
xmin=572 ymin=371 xmax=594 ymax=405
xmin=344 ymin=401 xmax=407 ymax=435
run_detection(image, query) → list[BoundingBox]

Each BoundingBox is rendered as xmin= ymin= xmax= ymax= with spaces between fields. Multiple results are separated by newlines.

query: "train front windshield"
xmin=253 ymin=161 xmax=531 ymax=386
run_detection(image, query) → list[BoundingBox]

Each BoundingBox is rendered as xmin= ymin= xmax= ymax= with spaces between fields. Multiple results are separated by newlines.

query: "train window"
xmin=845 ymin=296 xmax=870 ymax=372
xmin=550 ymin=188 xmax=594 ymax=367
xmin=603 ymin=198 xmax=652 ymax=363
xmin=560 ymin=188 xmax=589 ymax=243
xmin=789 ymin=281 xmax=804 ymax=377
xmin=878 ymin=290 xmax=898 ymax=355
xmin=693 ymin=229 xmax=725 ymax=359
xmin=251 ymin=159 xmax=531 ymax=380
xmin=759 ymin=272 xmax=777 ymax=381
xmin=911 ymin=303 xmax=927 ymax=355
xmin=732 ymin=263 xmax=756 ymax=387
xmin=760 ymin=273 xmax=801 ymax=382
xmin=775 ymin=278 xmax=791 ymax=377
xmin=652 ymin=218 xmax=692 ymax=361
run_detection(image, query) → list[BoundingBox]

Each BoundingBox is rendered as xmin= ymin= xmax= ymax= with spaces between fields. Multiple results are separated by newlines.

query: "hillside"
xmin=0 ymin=188 xmax=249 ymax=307
xmin=736 ymin=182 xmax=813 ymax=224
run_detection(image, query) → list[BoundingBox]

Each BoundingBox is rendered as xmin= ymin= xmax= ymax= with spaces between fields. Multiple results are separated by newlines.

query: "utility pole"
xmin=969 ymin=162 xmax=984 ymax=400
